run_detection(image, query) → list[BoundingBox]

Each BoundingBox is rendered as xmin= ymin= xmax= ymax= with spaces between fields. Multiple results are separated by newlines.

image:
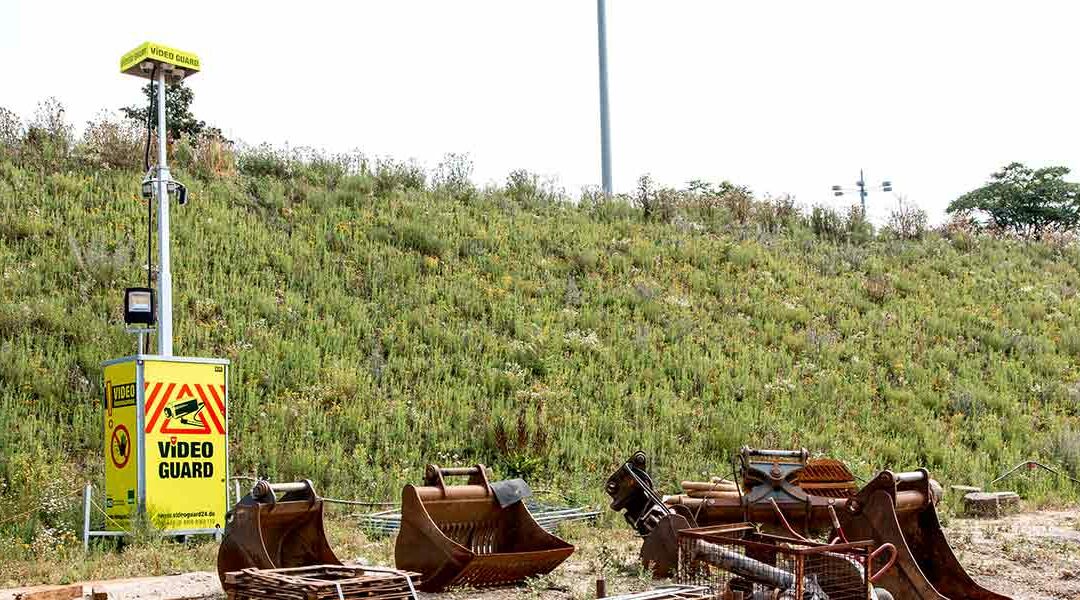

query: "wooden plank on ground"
xmin=11 ymin=586 xmax=84 ymax=600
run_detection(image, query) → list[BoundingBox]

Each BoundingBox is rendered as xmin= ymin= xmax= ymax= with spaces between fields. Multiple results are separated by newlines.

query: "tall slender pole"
xmin=596 ymin=0 xmax=613 ymax=196
xmin=858 ymin=168 xmax=867 ymax=214
xmin=156 ymin=70 xmax=173 ymax=356
xmin=82 ymin=482 xmax=92 ymax=552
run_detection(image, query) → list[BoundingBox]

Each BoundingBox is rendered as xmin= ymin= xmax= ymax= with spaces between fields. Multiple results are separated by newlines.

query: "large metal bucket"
xmin=216 ymin=480 xmax=340 ymax=585
xmin=840 ymin=470 xmax=1011 ymax=600
xmin=395 ymin=464 xmax=574 ymax=592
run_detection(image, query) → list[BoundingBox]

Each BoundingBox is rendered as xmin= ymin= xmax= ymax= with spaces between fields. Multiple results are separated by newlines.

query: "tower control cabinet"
xmin=101 ymin=355 xmax=229 ymax=535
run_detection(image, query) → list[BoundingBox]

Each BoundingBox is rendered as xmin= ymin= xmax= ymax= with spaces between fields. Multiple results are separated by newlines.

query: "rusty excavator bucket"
xmin=216 ymin=480 xmax=340 ymax=585
xmin=395 ymin=464 xmax=574 ymax=592
xmin=840 ymin=470 xmax=1011 ymax=600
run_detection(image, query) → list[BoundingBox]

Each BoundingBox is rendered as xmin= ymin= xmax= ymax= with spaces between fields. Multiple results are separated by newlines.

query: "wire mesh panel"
xmin=677 ymin=524 xmax=871 ymax=600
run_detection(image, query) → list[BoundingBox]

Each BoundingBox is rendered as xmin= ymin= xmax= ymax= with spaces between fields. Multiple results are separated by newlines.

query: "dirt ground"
xmin=2 ymin=509 xmax=1078 ymax=599
xmin=945 ymin=509 xmax=1080 ymax=600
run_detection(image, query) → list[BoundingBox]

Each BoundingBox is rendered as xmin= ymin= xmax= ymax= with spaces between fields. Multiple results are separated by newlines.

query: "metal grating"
xmin=797 ymin=458 xmax=859 ymax=499
xmin=604 ymin=585 xmax=713 ymax=599
xmin=677 ymin=524 xmax=873 ymax=600
xmin=357 ymin=501 xmax=599 ymax=536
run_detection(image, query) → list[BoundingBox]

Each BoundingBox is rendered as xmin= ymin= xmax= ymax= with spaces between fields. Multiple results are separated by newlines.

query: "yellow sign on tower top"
xmin=120 ymin=42 xmax=200 ymax=79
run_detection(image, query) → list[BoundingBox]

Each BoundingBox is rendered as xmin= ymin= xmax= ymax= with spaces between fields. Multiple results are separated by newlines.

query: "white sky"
xmin=3 ymin=0 xmax=1079 ymax=223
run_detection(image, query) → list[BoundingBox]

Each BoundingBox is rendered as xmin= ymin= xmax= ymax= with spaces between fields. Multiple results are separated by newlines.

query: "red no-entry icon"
xmin=111 ymin=424 xmax=131 ymax=469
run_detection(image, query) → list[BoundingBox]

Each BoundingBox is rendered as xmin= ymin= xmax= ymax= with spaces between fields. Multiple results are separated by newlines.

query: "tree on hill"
xmin=120 ymin=80 xmax=205 ymax=142
xmin=948 ymin=162 xmax=1080 ymax=239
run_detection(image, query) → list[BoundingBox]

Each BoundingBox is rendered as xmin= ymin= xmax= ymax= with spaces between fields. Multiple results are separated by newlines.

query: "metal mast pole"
xmin=858 ymin=168 xmax=867 ymax=214
xmin=597 ymin=0 xmax=613 ymax=195
xmin=156 ymin=69 xmax=173 ymax=356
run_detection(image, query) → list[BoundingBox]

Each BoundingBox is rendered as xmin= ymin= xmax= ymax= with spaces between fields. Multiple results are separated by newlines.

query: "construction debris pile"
xmin=213 ymin=448 xmax=1015 ymax=600
xmin=222 ymin=565 xmax=419 ymax=600
xmin=605 ymin=447 xmax=1012 ymax=600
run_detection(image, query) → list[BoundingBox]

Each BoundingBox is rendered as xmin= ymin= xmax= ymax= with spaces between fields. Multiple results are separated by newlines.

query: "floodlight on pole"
xmin=831 ymin=169 xmax=894 ymax=213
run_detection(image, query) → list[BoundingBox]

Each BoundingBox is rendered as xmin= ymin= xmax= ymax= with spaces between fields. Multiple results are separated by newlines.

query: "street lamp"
xmin=832 ymin=169 xmax=893 ymax=213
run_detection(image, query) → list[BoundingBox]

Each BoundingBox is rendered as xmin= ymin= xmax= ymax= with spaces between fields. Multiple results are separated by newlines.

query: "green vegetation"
xmin=2 ymin=102 xmax=1080 ymax=570
xmin=949 ymin=162 xmax=1080 ymax=240
xmin=121 ymin=80 xmax=208 ymax=144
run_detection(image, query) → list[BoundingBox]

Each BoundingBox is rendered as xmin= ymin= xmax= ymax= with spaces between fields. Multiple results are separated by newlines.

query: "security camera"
xmin=164 ymin=397 xmax=205 ymax=426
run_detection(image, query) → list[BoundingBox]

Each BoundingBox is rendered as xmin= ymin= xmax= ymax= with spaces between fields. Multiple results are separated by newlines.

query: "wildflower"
xmin=665 ymin=295 xmax=691 ymax=308
xmin=564 ymin=329 xmax=602 ymax=350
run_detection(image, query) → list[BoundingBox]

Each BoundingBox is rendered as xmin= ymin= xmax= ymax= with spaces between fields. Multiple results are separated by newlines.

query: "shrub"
xmin=940 ymin=213 xmax=980 ymax=250
xmin=864 ymin=275 xmax=893 ymax=304
xmin=635 ymin=174 xmax=656 ymax=219
xmin=235 ymin=144 xmax=348 ymax=187
xmin=845 ymin=204 xmax=874 ymax=244
xmin=1052 ymin=428 xmax=1080 ymax=476
xmin=432 ymin=153 xmax=475 ymax=202
xmin=0 ymin=106 xmax=21 ymax=161
xmin=77 ymin=112 xmax=143 ymax=170
xmin=506 ymin=169 xmax=561 ymax=210
xmin=810 ymin=204 xmax=871 ymax=244
xmin=1060 ymin=328 xmax=1080 ymax=358
xmin=683 ymin=179 xmax=722 ymax=210
xmin=723 ymin=185 xmax=754 ymax=225
xmin=174 ymin=130 xmax=237 ymax=180
xmin=727 ymin=242 xmax=760 ymax=269
xmin=393 ymin=223 xmax=446 ymax=258
xmin=238 ymin=143 xmax=292 ymax=179
xmin=755 ymin=194 xmax=800 ymax=233
xmin=69 ymin=235 xmax=129 ymax=288
xmin=294 ymin=150 xmax=349 ymax=189
xmin=885 ymin=197 xmax=928 ymax=240
xmin=20 ymin=98 xmax=73 ymax=171
xmin=654 ymin=188 xmax=680 ymax=223
xmin=570 ymin=249 xmax=599 ymax=273
xmin=684 ymin=180 xmax=754 ymax=224
xmin=633 ymin=174 xmax=678 ymax=223
xmin=371 ymin=158 xmax=426 ymax=197
xmin=810 ymin=205 xmax=844 ymax=241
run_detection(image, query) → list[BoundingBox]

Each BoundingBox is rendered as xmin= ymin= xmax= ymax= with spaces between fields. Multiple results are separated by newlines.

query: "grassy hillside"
xmin=1 ymin=124 xmax=1080 ymax=560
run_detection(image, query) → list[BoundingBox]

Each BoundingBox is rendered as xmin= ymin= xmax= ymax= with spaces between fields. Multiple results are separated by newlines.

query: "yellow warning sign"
xmin=143 ymin=360 xmax=227 ymax=531
xmin=120 ymin=41 xmax=201 ymax=78
xmin=103 ymin=361 xmax=138 ymax=531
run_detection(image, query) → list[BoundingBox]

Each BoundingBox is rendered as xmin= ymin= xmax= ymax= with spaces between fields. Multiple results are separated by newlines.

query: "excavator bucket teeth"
xmin=395 ymin=464 xmax=574 ymax=592
xmin=840 ymin=470 xmax=1012 ymax=600
xmin=216 ymin=480 xmax=340 ymax=586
